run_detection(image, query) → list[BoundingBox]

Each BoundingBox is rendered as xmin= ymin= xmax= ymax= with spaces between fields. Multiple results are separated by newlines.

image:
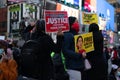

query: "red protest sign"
xmin=44 ymin=10 xmax=69 ymax=33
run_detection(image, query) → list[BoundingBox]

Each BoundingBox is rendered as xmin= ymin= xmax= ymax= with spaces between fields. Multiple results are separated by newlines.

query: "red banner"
xmin=44 ymin=10 xmax=69 ymax=33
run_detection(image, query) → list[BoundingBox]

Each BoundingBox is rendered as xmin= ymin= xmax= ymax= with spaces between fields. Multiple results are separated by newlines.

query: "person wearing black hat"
xmin=69 ymin=16 xmax=80 ymax=35
xmin=62 ymin=16 xmax=86 ymax=80
xmin=20 ymin=19 xmax=64 ymax=80
xmin=85 ymin=23 xmax=108 ymax=80
xmin=22 ymin=19 xmax=36 ymax=41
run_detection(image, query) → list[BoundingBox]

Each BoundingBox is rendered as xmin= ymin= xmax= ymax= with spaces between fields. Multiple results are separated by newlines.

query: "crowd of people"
xmin=0 ymin=16 xmax=120 ymax=80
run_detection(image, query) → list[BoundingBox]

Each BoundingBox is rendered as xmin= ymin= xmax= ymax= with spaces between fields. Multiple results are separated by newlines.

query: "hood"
xmin=89 ymin=23 xmax=99 ymax=32
xmin=36 ymin=20 xmax=45 ymax=32
xmin=69 ymin=16 xmax=76 ymax=27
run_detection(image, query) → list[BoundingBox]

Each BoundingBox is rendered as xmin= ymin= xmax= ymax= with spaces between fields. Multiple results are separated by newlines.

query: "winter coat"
xmin=21 ymin=31 xmax=64 ymax=80
xmin=62 ymin=31 xmax=85 ymax=71
xmin=20 ymin=20 xmax=64 ymax=80
xmin=22 ymin=25 xmax=34 ymax=41
xmin=86 ymin=23 xmax=108 ymax=80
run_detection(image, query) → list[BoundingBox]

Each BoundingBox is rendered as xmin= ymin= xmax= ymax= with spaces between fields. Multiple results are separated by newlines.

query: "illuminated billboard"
xmin=74 ymin=0 xmax=79 ymax=6
xmin=83 ymin=0 xmax=96 ymax=12
xmin=66 ymin=0 xmax=74 ymax=4
xmin=97 ymin=0 xmax=114 ymax=31
xmin=97 ymin=0 xmax=114 ymax=43
xmin=56 ymin=3 xmax=79 ymax=19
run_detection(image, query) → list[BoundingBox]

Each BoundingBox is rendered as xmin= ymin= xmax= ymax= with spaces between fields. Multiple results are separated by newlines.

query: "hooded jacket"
xmin=86 ymin=23 xmax=108 ymax=80
xmin=88 ymin=23 xmax=103 ymax=56
xmin=21 ymin=20 xmax=64 ymax=80
xmin=62 ymin=16 xmax=85 ymax=71
xmin=69 ymin=16 xmax=79 ymax=35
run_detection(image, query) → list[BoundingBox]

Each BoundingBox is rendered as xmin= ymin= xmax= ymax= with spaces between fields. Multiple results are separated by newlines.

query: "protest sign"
xmin=44 ymin=10 xmax=69 ymax=33
xmin=74 ymin=32 xmax=94 ymax=53
xmin=82 ymin=12 xmax=98 ymax=25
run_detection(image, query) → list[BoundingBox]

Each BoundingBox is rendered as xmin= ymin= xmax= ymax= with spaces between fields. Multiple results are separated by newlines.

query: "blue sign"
xmin=74 ymin=0 xmax=79 ymax=6
xmin=97 ymin=0 xmax=115 ymax=31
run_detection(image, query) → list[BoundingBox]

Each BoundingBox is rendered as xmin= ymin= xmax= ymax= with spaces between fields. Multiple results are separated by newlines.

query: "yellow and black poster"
xmin=82 ymin=12 xmax=98 ymax=25
xmin=74 ymin=32 xmax=94 ymax=53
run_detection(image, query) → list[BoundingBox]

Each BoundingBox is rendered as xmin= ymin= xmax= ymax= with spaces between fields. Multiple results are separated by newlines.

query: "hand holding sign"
xmin=82 ymin=51 xmax=86 ymax=58
xmin=57 ymin=27 xmax=64 ymax=36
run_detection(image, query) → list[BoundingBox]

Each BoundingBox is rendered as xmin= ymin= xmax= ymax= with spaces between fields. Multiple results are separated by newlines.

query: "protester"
xmin=22 ymin=19 xmax=36 ymax=41
xmin=85 ymin=23 xmax=108 ymax=80
xmin=20 ymin=19 xmax=64 ymax=80
xmin=111 ymin=46 xmax=119 ymax=65
xmin=117 ymin=46 xmax=120 ymax=58
xmin=0 ymin=40 xmax=18 ymax=80
xmin=103 ymin=46 xmax=113 ymax=79
xmin=62 ymin=16 xmax=86 ymax=80
xmin=104 ymin=47 xmax=110 ymax=61
xmin=52 ymin=52 xmax=69 ymax=80
xmin=19 ymin=17 xmax=26 ymax=38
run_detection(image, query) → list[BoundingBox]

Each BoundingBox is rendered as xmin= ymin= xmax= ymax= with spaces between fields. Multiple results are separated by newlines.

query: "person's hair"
xmin=19 ymin=21 xmax=26 ymax=28
xmin=68 ymin=16 xmax=77 ymax=27
xmin=89 ymin=23 xmax=99 ymax=32
xmin=35 ymin=19 xmax=45 ymax=32
xmin=0 ymin=58 xmax=18 ymax=80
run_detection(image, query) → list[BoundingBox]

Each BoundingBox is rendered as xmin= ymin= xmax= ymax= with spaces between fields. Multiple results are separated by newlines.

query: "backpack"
xmin=52 ymin=53 xmax=69 ymax=80
xmin=20 ymin=40 xmax=41 ymax=78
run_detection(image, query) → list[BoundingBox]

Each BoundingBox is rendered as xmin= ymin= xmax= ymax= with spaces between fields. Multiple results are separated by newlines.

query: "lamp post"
xmin=43 ymin=0 xmax=46 ymax=18
xmin=40 ymin=0 xmax=46 ymax=19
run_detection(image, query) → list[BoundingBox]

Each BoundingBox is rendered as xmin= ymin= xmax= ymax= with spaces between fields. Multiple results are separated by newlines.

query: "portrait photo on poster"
xmin=74 ymin=32 xmax=94 ymax=53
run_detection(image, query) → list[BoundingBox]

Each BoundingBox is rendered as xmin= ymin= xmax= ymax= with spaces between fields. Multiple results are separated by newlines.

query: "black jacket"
xmin=22 ymin=25 xmax=34 ymax=41
xmin=31 ymin=31 xmax=64 ymax=80
xmin=21 ymin=19 xmax=64 ymax=80
xmin=86 ymin=23 xmax=108 ymax=80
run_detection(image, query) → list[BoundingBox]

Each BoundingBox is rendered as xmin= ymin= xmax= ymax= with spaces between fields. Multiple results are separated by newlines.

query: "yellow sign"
xmin=74 ymin=32 xmax=94 ymax=53
xmin=82 ymin=12 xmax=98 ymax=25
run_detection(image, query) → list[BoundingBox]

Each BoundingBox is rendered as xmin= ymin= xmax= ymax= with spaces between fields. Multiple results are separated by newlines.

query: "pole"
xmin=42 ymin=0 xmax=46 ymax=19
xmin=39 ymin=0 xmax=42 ymax=19
xmin=39 ymin=0 xmax=46 ymax=19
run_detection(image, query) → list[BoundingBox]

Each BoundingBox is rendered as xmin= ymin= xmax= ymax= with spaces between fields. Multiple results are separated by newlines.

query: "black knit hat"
xmin=89 ymin=23 xmax=99 ymax=32
xmin=68 ymin=16 xmax=77 ymax=27
xmin=36 ymin=19 xmax=45 ymax=32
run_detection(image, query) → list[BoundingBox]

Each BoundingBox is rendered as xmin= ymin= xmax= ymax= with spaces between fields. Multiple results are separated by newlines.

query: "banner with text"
xmin=44 ymin=10 xmax=69 ymax=33
xmin=74 ymin=32 xmax=94 ymax=53
xmin=82 ymin=12 xmax=98 ymax=25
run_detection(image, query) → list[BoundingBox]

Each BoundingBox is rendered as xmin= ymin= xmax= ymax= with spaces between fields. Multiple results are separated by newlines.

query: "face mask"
xmin=72 ymin=22 xmax=79 ymax=33
xmin=0 ymin=49 xmax=4 ymax=55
